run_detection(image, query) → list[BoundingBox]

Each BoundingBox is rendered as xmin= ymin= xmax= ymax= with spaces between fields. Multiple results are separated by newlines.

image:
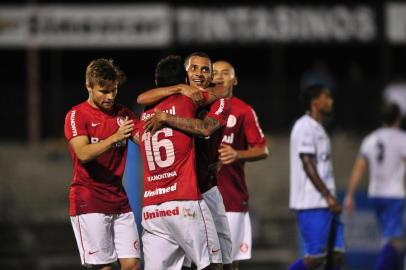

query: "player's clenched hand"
xmin=144 ymin=109 xmax=167 ymax=134
xmin=326 ymin=194 xmax=341 ymax=215
xmin=343 ymin=194 xmax=355 ymax=215
xmin=218 ymin=143 xmax=238 ymax=164
xmin=177 ymin=84 xmax=204 ymax=105
xmin=113 ymin=117 xmax=134 ymax=143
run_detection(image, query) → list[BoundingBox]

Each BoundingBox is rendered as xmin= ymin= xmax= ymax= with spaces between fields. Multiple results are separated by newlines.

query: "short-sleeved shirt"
xmin=359 ymin=127 xmax=406 ymax=198
xmin=195 ymin=98 xmax=231 ymax=193
xmin=217 ymin=97 xmax=266 ymax=212
xmin=64 ymin=101 xmax=138 ymax=216
xmin=289 ymin=114 xmax=335 ymax=210
xmin=138 ymin=94 xmax=202 ymax=206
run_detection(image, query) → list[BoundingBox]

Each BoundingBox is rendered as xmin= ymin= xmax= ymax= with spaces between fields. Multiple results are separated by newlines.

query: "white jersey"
xmin=360 ymin=127 xmax=406 ymax=198
xmin=289 ymin=114 xmax=335 ymax=209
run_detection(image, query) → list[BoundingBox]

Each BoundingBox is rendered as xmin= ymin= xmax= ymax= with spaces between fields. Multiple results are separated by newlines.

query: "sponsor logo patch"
xmin=143 ymin=206 xmax=180 ymax=220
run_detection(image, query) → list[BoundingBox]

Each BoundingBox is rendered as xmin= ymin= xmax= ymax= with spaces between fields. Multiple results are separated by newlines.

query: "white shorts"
xmin=70 ymin=212 xmax=141 ymax=266
xmin=203 ymin=186 xmax=232 ymax=264
xmin=142 ymin=200 xmax=221 ymax=270
xmin=227 ymin=211 xmax=252 ymax=261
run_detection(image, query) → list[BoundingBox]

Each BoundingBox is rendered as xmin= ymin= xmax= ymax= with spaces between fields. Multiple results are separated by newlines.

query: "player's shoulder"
xmin=231 ymin=96 xmax=250 ymax=108
xmin=291 ymin=115 xmax=317 ymax=134
xmin=65 ymin=102 xmax=90 ymax=119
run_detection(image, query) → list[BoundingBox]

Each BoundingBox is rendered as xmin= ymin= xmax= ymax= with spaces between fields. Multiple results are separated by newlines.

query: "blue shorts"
xmin=296 ymin=208 xmax=345 ymax=257
xmin=370 ymin=197 xmax=404 ymax=240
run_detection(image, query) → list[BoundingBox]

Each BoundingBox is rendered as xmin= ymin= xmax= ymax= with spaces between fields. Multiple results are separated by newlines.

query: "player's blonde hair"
xmin=86 ymin=58 xmax=126 ymax=88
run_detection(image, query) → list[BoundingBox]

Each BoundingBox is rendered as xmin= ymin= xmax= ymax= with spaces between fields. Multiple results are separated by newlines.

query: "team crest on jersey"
xmin=227 ymin=115 xmax=237 ymax=128
xmin=117 ymin=116 xmax=126 ymax=126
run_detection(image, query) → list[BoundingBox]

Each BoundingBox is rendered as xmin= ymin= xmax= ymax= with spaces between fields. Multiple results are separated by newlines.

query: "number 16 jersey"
xmin=138 ymin=94 xmax=202 ymax=206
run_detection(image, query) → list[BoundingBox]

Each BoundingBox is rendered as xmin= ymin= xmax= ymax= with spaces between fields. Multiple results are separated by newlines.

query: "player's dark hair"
xmin=184 ymin=51 xmax=212 ymax=70
xmin=300 ymin=84 xmax=328 ymax=110
xmin=86 ymin=58 xmax=126 ymax=88
xmin=382 ymin=102 xmax=401 ymax=125
xmin=155 ymin=55 xmax=187 ymax=87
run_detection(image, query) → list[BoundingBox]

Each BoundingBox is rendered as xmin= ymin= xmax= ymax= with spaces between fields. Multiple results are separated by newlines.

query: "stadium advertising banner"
xmin=0 ymin=5 xmax=171 ymax=48
xmin=0 ymin=4 xmax=377 ymax=47
xmin=177 ymin=5 xmax=376 ymax=43
xmin=386 ymin=2 xmax=406 ymax=44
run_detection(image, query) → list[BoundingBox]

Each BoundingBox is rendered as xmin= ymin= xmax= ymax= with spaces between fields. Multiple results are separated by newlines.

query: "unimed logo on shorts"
xmin=143 ymin=206 xmax=180 ymax=220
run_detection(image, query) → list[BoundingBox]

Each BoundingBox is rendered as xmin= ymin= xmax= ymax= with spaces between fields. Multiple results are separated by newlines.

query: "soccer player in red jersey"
xmin=64 ymin=59 xmax=141 ymax=270
xmin=142 ymin=52 xmax=233 ymax=270
xmin=213 ymin=60 xmax=269 ymax=270
xmin=137 ymin=55 xmax=222 ymax=270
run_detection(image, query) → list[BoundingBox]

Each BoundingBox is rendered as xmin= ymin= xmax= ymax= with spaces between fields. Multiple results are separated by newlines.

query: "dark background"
xmin=0 ymin=0 xmax=400 ymax=140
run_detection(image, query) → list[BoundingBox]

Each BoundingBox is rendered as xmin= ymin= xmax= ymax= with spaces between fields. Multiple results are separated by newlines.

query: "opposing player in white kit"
xmin=289 ymin=84 xmax=344 ymax=270
xmin=64 ymin=59 xmax=141 ymax=270
xmin=213 ymin=60 xmax=269 ymax=270
xmin=138 ymin=52 xmax=233 ymax=269
xmin=136 ymin=55 xmax=222 ymax=270
xmin=344 ymin=102 xmax=406 ymax=270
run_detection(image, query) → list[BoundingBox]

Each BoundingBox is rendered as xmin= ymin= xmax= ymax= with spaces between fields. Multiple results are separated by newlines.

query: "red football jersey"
xmin=217 ymin=97 xmax=266 ymax=212
xmin=195 ymin=98 xmax=231 ymax=193
xmin=138 ymin=94 xmax=202 ymax=206
xmin=64 ymin=101 xmax=138 ymax=216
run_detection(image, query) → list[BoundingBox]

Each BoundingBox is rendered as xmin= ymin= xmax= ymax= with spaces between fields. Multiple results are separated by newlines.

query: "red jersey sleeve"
xmin=64 ymin=108 xmax=88 ymax=141
xmin=243 ymin=106 xmax=266 ymax=147
xmin=206 ymin=98 xmax=231 ymax=127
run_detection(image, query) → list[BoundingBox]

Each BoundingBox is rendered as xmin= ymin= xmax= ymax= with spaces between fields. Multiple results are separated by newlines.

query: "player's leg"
xmin=226 ymin=211 xmax=252 ymax=269
xmin=289 ymin=209 xmax=334 ymax=270
xmin=70 ymin=213 xmax=118 ymax=268
xmin=373 ymin=198 xmax=405 ymax=270
xmin=327 ymin=216 xmax=345 ymax=270
xmin=112 ymin=212 xmax=141 ymax=270
xmin=164 ymin=200 xmax=222 ymax=270
xmin=142 ymin=228 xmax=185 ymax=270
xmin=203 ymin=187 xmax=233 ymax=270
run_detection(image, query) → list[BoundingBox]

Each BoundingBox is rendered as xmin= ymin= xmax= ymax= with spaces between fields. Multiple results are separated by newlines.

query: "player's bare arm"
xmin=137 ymin=84 xmax=204 ymax=106
xmin=343 ymin=157 xmax=368 ymax=214
xmin=144 ymin=109 xmax=220 ymax=137
xmin=218 ymin=144 xmax=268 ymax=165
xmin=69 ymin=118 xmax=134 ymax=163
xmin=300 ymin=153 xmax=341 ymax=214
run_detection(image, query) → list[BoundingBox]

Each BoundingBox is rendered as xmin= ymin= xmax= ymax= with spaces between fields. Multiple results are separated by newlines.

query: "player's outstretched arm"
xmin=218 ymin=144 xmax=268 ymax=165
xmin=144 ymin=109 xmax=220 ymax=137
xmin=69 ymin=118 xmax=134 ymax=163
xmin=300 ymin=153 xmax=341 ymax=215
xmin=137 ymin=84 xmax=205 ymax=106
xmin=343 ymin=157 xmax=367 ymax=214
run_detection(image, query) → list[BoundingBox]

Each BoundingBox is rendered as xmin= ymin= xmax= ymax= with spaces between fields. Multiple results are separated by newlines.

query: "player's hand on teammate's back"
xmin=326 ymin=194 xmax=341 ymax=215
xmin=177 ymin=84 xmax=204 ymax=105
xmin=343 ymin=195 xmax=355 ymax=215
xmin=144 ymin=109 xmax=167 ymax=134
xmin=219 ymin=143 xmax=238 ymax=164
xmin=113 ymin=116 xmax=134 ymax=143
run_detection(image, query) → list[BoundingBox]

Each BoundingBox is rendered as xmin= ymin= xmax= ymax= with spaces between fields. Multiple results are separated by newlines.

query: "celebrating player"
xmin=64 ymin=58 xmax=141 ymax=270
xmin=344 ymin=102 xmax=406 ymax=270
xmin=137 ymin=55 xmax=222 ymax=270
xmin=289 ymin=84 xmax=344 ymax=270
xmin=140 ymin=52 xmax=233 ymax=270
xmin=213 ymin=60 xmax=269 ymax=270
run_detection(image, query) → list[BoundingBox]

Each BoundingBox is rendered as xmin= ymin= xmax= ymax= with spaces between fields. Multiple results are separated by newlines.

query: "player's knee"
xmin=203 ymin=263 xmax=222 ymax=270
xmin=120 ymin=259 xmax=141 ymax=270
xmin=332 ymin=251 xmax=344 ymax=266
xmin=388 ymin=237 xmax=403 ymax=250
xmin=303 ymin=256 xmax=325 ymax=269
